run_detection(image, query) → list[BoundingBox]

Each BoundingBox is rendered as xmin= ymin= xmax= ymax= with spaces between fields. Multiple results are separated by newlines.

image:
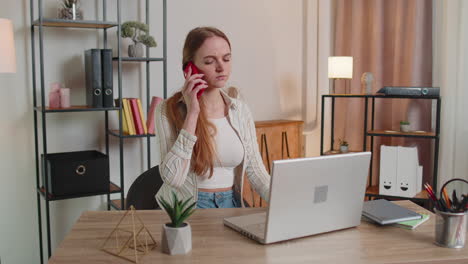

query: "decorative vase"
xmin=58 ymin=2 xmax=83 ymax=20
xmin=128 ymin=42 xmax=144 ymax=57
xmin=161 ymin=223 xmax=192 ymax=255
xmin=340 ymin=145 xmax=349 ymax=153
xmin=400 ymin=124 xmax=410 ymax=132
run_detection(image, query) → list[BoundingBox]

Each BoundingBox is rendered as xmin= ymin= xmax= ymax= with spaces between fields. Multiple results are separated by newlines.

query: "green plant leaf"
xmin=160 ymin=191 xmax=196 ymax=228
xmin=158 ymin=197 xmax=175 ymax=223
xmin=179 ymin=202 xmax=197 ymax=224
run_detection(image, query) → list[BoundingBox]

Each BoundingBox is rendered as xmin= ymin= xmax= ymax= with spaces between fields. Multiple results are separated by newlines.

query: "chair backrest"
xmin=126 ymin=165 xmax=163 ymax=210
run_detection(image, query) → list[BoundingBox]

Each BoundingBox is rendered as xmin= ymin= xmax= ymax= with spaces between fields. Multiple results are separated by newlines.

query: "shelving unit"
xmin=107 ymin=0 xmax=167 ymax=210
xmin=30 ymin=0 xmax=167 ymax=262
xmin=320 ymin=94 xmax=441 ymax=205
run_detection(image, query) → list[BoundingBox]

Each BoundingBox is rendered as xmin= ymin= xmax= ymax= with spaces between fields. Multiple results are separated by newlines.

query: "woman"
xmin=155 ymin=27 xmax=270 ymax=209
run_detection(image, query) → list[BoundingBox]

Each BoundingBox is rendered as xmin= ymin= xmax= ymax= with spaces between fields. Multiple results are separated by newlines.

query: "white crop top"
xmin=196 ymin=116 xmax=244 ymax=189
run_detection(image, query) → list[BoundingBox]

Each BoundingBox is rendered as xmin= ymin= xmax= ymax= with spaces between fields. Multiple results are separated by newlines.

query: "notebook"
xmin=392 ymin=214 xmax=429 ymax=230
xmin=362 ymin=199 xmax=422 ymax=225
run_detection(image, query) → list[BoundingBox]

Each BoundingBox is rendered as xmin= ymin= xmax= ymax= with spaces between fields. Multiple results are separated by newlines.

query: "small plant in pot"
xmin=158 ymin=192 xmax=196 ymax=255
xmin=58 ymin=0 xmax=83 ymax=20
xmin=339 ymin=139 xmax=349 ymax=153
xmin=400 ymin=121 xmax=410 ymax=132
xmin=121 ymin=21 xmax=157 ymax=57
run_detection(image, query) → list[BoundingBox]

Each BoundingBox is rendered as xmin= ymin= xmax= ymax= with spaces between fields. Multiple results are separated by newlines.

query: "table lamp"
xmin=0 ymin=18 xmax=17 ymax=73
xmin=328 ymin=56 xmax=353 ymax=94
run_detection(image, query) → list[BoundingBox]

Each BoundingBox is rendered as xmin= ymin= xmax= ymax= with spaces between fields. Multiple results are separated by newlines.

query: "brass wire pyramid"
xmin=101 ymin=206 xmax=157 ymax=263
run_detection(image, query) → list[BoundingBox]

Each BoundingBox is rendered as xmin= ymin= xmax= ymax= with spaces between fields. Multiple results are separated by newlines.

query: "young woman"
xmin=155 ymin=27 xmax=270 ymax=209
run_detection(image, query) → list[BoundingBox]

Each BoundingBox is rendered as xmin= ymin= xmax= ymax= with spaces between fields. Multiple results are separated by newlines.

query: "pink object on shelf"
xmin=48 ymin=82 xmax=62 ymax=108
xmin=60 ymin=88 xmax=70 ymax=108
xmin=50 ymin=82 xmax=61 ymax=93
xmin=49 ymin=91 xmax=61 ymax=108
xmin=146 ymin=96 xmax=163 ymax=134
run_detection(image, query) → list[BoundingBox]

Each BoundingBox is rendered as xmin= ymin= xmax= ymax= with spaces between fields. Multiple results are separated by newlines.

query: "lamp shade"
xmin=328 ymin=56 xmax=353 ymax=79
xmin=0 ymin=18 xmax=16 ymax=73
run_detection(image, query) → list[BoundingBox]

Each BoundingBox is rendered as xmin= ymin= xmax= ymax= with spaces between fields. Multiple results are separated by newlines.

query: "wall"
xmin=0 ymin=0 xmax=332 ymax=263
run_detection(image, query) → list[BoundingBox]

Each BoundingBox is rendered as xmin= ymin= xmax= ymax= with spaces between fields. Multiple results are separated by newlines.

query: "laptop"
xmin=223 ymin=152 xmax=371 ymax=244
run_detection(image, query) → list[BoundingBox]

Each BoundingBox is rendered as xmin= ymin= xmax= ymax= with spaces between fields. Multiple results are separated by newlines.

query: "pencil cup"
xmin=434 ymin=208 xmax=468 ymax=248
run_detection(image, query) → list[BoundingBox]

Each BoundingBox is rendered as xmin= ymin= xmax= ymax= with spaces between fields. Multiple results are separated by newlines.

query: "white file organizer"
xmin=380 ymin=146 xmax=422 ymax=197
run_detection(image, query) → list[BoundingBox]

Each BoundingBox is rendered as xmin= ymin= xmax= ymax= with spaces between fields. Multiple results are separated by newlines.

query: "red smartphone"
xmin=183 ymin=61 xmax=206 ymax=99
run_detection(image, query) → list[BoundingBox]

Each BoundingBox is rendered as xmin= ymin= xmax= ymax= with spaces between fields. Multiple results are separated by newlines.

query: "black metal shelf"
xmin=37 ymin=182 xmax=121 ymax=201
xmin=366 ymin=130 xmax=438 ymax=139
xmin=320 ymin=94 xmax=441 ymax=207
xmin=365 ymin=186 xmax=429 ymax=202
xmin=31 ymin=0 xmax=168 ymax=261
xmin=112 ymin=57 xmax=164 ymax=62
xmin=34 ymin=105 xmax=120 ymax=113
xmin=32 ymin=18 xmax=118 ymax=29
xmin=323 ymin=93 xmax=440 ymax=100
xmin=108 ymin=130 xmax=155 ymax=138
xmin=110 ymin=198 xmax=126 ymax=210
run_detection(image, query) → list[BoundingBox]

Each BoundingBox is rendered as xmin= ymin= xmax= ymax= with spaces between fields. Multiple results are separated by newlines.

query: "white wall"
xmin=0 ymin=1 xmax=330 ymax=263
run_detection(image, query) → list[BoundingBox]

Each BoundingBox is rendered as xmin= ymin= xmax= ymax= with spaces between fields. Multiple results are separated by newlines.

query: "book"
xmin=114 ymin=99 xmax=129 ymax=134
xmin=136 ymin=98 xmax=148 ymax=134
xmin=122 ymin=98 xmax=136 ymax=135
xmin=392 ymin=213 xmax=429 ymax=230
xmin=147 ymin=96 xmax=163 ymax=134
xmin=129 ymin=98 xmax=144 ymax=135
xmin=362 ymin=199 xmax=422 ymax=225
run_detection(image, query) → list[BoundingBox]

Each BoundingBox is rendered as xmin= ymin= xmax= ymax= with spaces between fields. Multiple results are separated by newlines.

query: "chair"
xmin=125 ymin=165 xmax=163 ymax=210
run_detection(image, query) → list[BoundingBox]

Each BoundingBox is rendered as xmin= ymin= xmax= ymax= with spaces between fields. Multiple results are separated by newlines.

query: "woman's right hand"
xmin=181 ymin=67 xmax=208 ymax=116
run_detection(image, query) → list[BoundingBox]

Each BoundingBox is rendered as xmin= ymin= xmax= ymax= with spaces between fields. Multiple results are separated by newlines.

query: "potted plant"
xmin=58 ymin=0 xmax=83 ymax=20
xmin=400 ymin=121 xmax=410 ymax=132
xmin=121 ymin=21 xmax=157 ymax=57
xmin=339 ymin=139 xmax=349 ymax=153
xmin=158 ymin=192 xmax=196 ymax=255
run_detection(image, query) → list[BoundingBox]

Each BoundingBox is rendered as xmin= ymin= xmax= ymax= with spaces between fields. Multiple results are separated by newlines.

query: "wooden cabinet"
xmin=243 ymin=120 xmax=304 ymax=207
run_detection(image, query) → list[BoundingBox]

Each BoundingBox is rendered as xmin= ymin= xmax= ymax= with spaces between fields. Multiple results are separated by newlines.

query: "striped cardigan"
xmin=154 ymin=88 xmax=270 ymax=208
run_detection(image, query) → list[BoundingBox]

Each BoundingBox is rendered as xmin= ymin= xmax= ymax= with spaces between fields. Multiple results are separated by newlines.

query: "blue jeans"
xmin=197 ymin=190 xmax=241 ymax=209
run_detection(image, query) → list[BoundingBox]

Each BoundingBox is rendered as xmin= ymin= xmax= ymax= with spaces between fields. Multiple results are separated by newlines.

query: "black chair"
xmin=125 ymin=165 xmax=163 ymax=210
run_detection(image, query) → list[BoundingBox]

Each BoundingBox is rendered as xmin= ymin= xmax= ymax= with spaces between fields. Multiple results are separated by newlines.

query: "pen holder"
xmin=434 ymin=208 xmax=467 ymax=248
xmin=434 ymin=178 xmax=468 ymax=248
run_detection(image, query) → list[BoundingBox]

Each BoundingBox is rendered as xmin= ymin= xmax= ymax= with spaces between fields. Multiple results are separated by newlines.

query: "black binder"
xmin=85 ymin=49 xmax=102 ymax=108
xmin=101 ymin=49 xmax=114 ymax=107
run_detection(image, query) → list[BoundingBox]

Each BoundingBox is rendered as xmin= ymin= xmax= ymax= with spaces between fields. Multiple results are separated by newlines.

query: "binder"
xmin=101 ymin=49 xmax=114 ymax=107
xmin=85 ymin=49 xmax=102 ymax=108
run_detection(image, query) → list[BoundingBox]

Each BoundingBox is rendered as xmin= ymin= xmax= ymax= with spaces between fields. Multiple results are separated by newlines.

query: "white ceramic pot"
xmin=161 ymin=223 xmax=192 ymax=255
xmin=340 ymin=145 xmax=348 ymax=153
xmin=400 ymin=124 xmax=410 ymax=132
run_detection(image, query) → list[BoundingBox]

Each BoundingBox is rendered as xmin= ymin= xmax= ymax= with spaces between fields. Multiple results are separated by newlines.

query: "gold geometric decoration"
xmin=101 ymin=206 xmax=157 ymax=263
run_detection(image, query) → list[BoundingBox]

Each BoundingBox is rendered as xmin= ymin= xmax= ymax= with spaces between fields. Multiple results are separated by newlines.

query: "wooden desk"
xmin=49 ymin=201 xmax=468 ymax=264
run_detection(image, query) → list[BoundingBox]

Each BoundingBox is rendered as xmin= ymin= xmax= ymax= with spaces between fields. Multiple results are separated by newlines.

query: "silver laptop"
xmin=223 ymin=152 xmax=371 ymax=244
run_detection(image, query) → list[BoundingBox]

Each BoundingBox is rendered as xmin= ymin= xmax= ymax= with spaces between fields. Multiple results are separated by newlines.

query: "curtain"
xmin=333 ymin=0 xmax=433 ymax=187
xmin=435 ymin=0 xmax=468 ymax=191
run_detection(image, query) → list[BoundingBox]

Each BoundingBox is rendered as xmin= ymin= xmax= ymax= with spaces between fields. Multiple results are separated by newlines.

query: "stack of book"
xmin=115 ymin=96 xmax=162 ymax=136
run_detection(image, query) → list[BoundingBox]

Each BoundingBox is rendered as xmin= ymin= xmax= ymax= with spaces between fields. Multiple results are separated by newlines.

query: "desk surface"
xmin=49 ymin=201 xmax=468 ymax=264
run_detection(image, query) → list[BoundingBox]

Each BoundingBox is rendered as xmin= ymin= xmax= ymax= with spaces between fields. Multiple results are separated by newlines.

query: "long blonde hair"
xmin=166 ymin=27 xmax=231 ymax=178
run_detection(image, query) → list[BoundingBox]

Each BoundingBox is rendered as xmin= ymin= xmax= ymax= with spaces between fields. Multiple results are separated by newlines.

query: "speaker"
xmin=377 ymin=86 xmax=440 ymax=96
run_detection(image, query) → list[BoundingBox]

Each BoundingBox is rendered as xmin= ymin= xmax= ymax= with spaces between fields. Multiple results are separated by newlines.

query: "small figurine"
xmin=361 ymin=72 xmax=374 ymax=94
